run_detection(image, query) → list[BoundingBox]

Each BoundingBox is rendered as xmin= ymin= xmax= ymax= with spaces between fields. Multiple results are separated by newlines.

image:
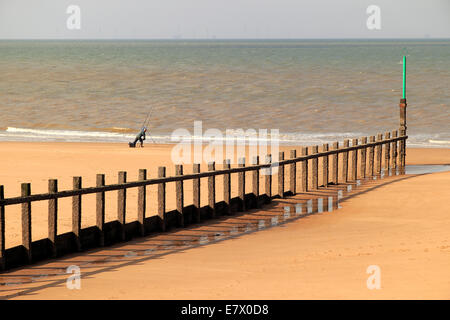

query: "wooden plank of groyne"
xmin=208 ymin=162 xmax=216 ymax=218
xmin=252 ymin=156 xmax=260 ymax=207
xmin=238 ymin=158 xmax=246 ymax=211
xmin=278 ymin=152 xmax=285 ymax=197
xmin=193 ymin=164 xmax=201 ymax=222
xmin=369 ymin=136 xmax=375 ymax=176
xmin=175 ymin=165 xmax=184 ymax=227
xmin=72 ymin=177 xmax=81 ymax=251
xmin=376 ymin=134 xmax=383 ymax=174
xmin=301 ymin=147 xmax=308 ymax=191
xmin=265 ymin=154 xmax=272 ymax=198
xmin=385 ymin=132 xmax=391 ymax=172
xmin=391 ymin=130 xmax=398 ymax=170
xmin=21 ymin=183 xmax=32 ymax=262
xmin=158 ymin=167 xmax=166 ymax=231
xmin=311 ymin=146 xmax=319 ymax=189
xmin=223 ymin=160 xmax=231 ymax=215
xmin=342 ymin=140 xmax=349 ymax=182
xmin=96 ymin=174 xmax=106 ymax=245
xmin=48 ymin=179 xmax=58 ymax=257
xmin=360 ymin=137 xmax=367 ymax=179
xmin=332 ymin=142 xmax=338 ymax=185
xmin=351 ymin=139 xmax=358 ymax=181
xmin=0 ymin=186 xmax=5 ymax=270
xmin=290 ymin=150 xmax=297 ymax=194
xmin=118 ymin=171 xmax=127 ymax=240
xmin=137 ymin=169 xmax=146 ymax=236
xmin=322 ymin=144 xmax=329 ymax=187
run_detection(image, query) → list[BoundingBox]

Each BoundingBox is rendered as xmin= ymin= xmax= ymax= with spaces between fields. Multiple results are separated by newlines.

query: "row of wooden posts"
xmin=0 ymin=130 xmax=407 ymax=270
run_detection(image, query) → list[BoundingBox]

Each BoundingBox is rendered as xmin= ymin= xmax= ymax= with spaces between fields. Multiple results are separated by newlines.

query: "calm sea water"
xmin=0 ymin=39 xmax=449 ymax=147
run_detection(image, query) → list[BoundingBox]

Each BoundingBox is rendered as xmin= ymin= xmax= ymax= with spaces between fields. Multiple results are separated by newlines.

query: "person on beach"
xmin=130 ymin=126 xmax=147 ymax=147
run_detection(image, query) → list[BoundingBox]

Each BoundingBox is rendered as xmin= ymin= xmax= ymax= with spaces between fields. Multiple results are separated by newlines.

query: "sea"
xmin=0 ymin=39 xmax=449 ymax=147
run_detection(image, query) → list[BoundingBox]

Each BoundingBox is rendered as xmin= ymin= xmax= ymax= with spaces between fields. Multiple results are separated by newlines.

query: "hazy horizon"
xmin=1 ymin=0 xmax=449 ymax=40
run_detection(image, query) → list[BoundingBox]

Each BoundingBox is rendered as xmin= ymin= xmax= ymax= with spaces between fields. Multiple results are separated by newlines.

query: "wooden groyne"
xmin=0 ymin=132 xmax=407 ymax=271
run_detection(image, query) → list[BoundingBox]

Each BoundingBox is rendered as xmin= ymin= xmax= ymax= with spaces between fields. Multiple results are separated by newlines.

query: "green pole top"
xmin=402 ymin=56 xmax=407 ymax=99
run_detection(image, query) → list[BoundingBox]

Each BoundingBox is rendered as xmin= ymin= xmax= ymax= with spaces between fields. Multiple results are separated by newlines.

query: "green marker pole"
xmin=402 ymin=56 xmax=406 ymax=99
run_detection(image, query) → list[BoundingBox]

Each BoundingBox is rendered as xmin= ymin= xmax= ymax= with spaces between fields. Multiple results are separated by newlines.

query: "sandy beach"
xmin=0 ymin=142 xmax=449 ymax=299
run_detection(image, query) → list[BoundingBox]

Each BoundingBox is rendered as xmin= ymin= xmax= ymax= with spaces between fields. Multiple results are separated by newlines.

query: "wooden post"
xmin=117 ymin=171 xmax=127 ymax=240
xmin=384 ymin=132 xmax=391 ymax=173
xmin=72 ymin=177 xmax=81 ymax=251
xmin=351 ymin=139 xmax=358 ymax=181
xmin=391 ymin=130 xmax=398 ymax=170
xmin=289 ymin=150 xmax=297 ymax=194
xmin=208 ymin=162 xmax=216 ymax=218
xmin=193 ymin=164 xmax=201 ymax=222
xmin=360 ymin=137 xmax=367 ymax=179
xmin=223 ymin=160 xmax=231 ymax=214
xmin=48 ymin=179 xmax=58 ymax=257
xmin=278 ymin=152 xmax=285 ymax=197
xmin=368 ymin=136 xmax=375 ymax=176
xmin=332 ymin=142 xmax=338 ymax=185
xmin=96 ymin=174 xmax=106 ymax=245
xmin=22 ymin=183 xmax=32 ymax=262
xmin=252 ymin=156 xmax=260 ymax=208
xmin=311 ymin=146 xmax=319 ymax=189
xmin=158 ymin=167 xmax=166 ymax=231
xmin=322 ymin=144 xmax=329 ymax=187
xmin=264 ymin=154 xmax=272 ymax=199
xmin=301 ymin=147 xmax=308 ymax=191
xmin=376 ymin=134 xmax=383 ymax=174
xmin=399 ymin=98 xmax=407 ymax=170
xmin=238 ymin=158 xmax=246 ymax=211
xmin=342 ymin=140 xmax=349 ymax=182
xmin=137 ymin=169 xmax=146 ymax=236
xmin=0 ymin=186 xmax=5 ymax=270
xmin=175 ymin=165 xmax=184 ymax=227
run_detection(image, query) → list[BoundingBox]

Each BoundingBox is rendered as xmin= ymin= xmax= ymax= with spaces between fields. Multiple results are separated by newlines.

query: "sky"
xmin=0 ymin=0 xmax=449 ymax=39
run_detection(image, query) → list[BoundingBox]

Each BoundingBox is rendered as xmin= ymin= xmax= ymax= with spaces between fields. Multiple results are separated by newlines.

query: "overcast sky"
xmin=1 ymin=0 xmax=449 ymax=39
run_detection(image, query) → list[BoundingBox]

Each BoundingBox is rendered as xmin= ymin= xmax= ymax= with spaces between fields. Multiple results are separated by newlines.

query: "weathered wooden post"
xmin=384 ymin=132 xmax=391 ymax=173
xmin=391 ymin=130 xmax=398 ymax=171
xmin=0 ymin=186 xmax=5 ymax=270
xmin=72 ymin=177 xmax=82 ymax=251
xmin=376 ymin=134 xmax=383 ymax=174
xmin=342 ymin=140 xmax=349 ymax=182
xmin=193 ymin=164 xmax=201 ymax=222
xmin=332 ymin=142 xmax=338 ymax=185
xmin=208 ymin=162 xmax=216 ymax=218
xmin=158 ymin=167 xmax=166 ymax=231
xmin=252 ymin=156 xmax=260 ymax=208
xmin=175 ymin=165 xmax=184 ymax=227
xmin=96 ymin=174 xmax=105 ymax=245
xmin=223 ymin=160 xmax=231 ymax=214
xmin=368 ymin=136 xmax=375 ymax=176
xmin=264 ymin=154 xmax=272 ymax=200
xmin=289 ymin=150 xmax=297 ymax=194
xmin=137 ymin=169 xmax=146 ymax=236
xmin=399 ymin=56 xmax=408 ymax=171
xmin=322 ymin=144 xmax=329 ymax=187
xmin=399 ymin=98 xmax=407 ymax=170
xmin=118 ymin=171 xmax=127 ymax=240
xmin=301 ymin=147 xmax=308 ymax=191
xmin=360 ymin=137 xmax=367 ymax=179
xmin=311 ymin=146 xmax=319 ymax=189
xmin=48 ymin=179 xmax=58 ymax=257
xmin=351 ymin=139 xmax=358 ymax=181
xmin=278 ymin=152 xmax=285 ymax=197
xmin=238 ymin=158 xmax=246 ymax=211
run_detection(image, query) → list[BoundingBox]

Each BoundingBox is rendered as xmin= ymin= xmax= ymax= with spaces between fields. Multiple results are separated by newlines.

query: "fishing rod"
xmin=142 ymin=106 xmax=156 ymax=144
